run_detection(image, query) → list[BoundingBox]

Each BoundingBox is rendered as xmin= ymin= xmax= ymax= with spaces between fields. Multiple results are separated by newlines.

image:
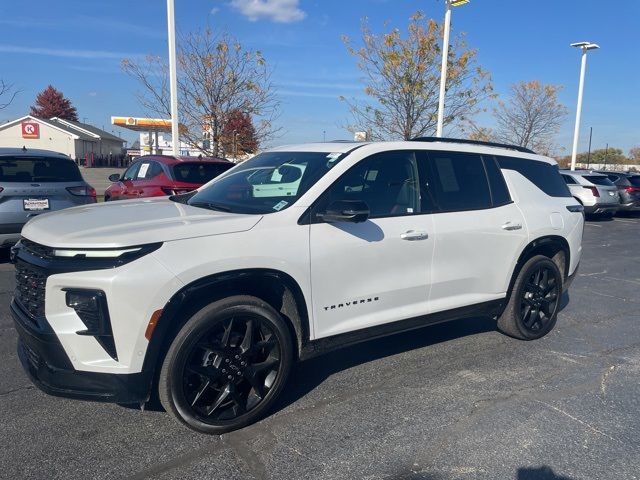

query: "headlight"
xmin=53 ymin=247 xmax=142 ymax=258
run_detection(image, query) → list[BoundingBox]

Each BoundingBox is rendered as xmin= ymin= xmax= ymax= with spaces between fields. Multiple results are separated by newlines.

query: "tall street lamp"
xmin=569 ymin=41 xmax=599 ymax=171
xmin=436 ymin=0 xmax=469 ymax=138
xmin=167 ymin=0 xmax=180 ymax=157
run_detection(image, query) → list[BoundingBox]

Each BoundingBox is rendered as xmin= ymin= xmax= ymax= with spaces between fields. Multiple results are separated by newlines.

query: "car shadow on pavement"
xmin=517 ymin=466 xmax=574 ymax=479
xmin=273 ymin=314 xmax=498 ymax=415
xmin=0 ymin=248 xmax=11 ymax=264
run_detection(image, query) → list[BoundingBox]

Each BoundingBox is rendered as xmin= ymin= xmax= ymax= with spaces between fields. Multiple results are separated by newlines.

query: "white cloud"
xmin=211 ymin=7 xmax=220 ymax=14
xmin=229 ymin=0 xmax=306 ymax=23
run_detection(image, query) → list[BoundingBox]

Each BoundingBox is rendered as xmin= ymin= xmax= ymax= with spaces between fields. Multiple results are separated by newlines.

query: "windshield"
xmin=171 ymin=162 xmax=233 ymax=184
xmin=0 ymin=156 xmax=82 ymax=182
xmin=186 ymin=151 xmax=345 ymax=214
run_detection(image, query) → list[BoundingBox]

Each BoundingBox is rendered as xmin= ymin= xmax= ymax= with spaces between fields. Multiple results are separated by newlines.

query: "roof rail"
xmin=410 ymin=137 xmax=536 ymax=154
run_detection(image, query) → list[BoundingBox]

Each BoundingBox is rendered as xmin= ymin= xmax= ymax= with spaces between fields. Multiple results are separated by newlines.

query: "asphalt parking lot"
xmin=1 ymin=215 xmax=639 ymax=480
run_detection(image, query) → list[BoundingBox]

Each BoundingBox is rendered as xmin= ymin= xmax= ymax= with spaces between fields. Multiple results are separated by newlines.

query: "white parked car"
xmin=560 ymin=169 xmax=620 ymax=217
xmin=11 ymin=138 xmax=584 ymax=434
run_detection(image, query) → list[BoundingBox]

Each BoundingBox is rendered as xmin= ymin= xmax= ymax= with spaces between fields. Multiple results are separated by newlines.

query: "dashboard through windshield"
xmin=186 ymin=151 xmax=345 ymax=214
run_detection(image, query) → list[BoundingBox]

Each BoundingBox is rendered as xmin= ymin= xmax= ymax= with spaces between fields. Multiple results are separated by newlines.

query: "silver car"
xmin=560 ymin=170 xmax=620 ymax=216
xmin=0 ymin=148 xmax=96 ymax=247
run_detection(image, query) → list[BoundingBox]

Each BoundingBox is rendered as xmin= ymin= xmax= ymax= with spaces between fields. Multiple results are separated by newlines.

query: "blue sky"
xmin=1 ymin=0 xmax=638 ymax=155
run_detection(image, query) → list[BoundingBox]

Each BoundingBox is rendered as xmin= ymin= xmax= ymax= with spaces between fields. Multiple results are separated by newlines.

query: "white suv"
xmin=11 ymin=138 xmax=584 ymax=434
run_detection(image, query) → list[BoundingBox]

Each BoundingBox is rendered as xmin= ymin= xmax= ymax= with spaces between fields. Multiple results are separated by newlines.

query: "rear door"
xmin=0 ymin=156 xmax=87 ymax=230
xmin=419 ymin=151 xmax=528 ymax=313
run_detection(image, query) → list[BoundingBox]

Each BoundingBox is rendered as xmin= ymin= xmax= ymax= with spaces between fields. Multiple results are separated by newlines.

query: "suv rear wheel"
xmin=158 ymin=295 xmax=293 ymax=434
xmin=497 ymin=255 xmax=563 ymax=340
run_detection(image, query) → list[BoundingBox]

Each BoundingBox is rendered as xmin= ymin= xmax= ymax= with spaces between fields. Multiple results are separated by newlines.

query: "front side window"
xmin=186 ymin=151 xmax=346 ymax=214
xmin=0 ymin=157 xmax=82 ymax=183
xmin=316 ymin=150 xmax=421 ymax=219
xmin=424 ymin=151 xmax=492 ymax=211
xmin=122 ymin=162 xmax=140 ymax=181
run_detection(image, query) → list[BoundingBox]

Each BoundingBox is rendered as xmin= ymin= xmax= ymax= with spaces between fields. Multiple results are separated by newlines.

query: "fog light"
xmin=65 ymin=289 xmax=118 ymax=360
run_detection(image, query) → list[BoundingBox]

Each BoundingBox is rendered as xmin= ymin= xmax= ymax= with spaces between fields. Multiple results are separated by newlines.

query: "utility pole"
xmin=167 ymin=0 xmax=180 ymax=157
xmin=603 ymin=143 xmax=609 ymax=170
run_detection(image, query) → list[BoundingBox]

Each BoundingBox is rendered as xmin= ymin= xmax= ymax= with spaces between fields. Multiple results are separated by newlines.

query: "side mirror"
xmin=318 ymin=200 xmax=370 ymax=223
xmin=108 ymin=173 xmax=121 ymax=182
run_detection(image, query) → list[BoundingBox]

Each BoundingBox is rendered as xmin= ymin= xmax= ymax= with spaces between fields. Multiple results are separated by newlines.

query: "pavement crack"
xmin=0 ymin=385 xmax=35 ymax=397
xmin=533 ymin=400 xmax=622 ymax=444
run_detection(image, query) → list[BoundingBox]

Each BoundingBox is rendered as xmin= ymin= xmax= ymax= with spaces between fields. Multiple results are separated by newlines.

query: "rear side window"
xmin=482 ymin=155 xmax=512 ymax=206
xmin=0 ymin=156 xmax=82 ymax=182
xmin=172 ymin=163 xmax=233 ymax=184
xmin=583 ymin=175 xmax=615 ymax=187
xmin=496 ymin=156 xmax=571 ymax=198
xmin=424 ymin=151 xmax=492 ymax=211
xmin=562 ymin=174 xmax=578 ymax=185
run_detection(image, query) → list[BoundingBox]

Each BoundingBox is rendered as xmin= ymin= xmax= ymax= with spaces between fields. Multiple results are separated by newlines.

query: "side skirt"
xmin=299 ymin=299 xmax=505 ymax=361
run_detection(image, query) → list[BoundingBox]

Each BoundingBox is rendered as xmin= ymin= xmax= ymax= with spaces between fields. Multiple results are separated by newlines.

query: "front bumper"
xmin=12 ymin=299 xmax=152 ymax=404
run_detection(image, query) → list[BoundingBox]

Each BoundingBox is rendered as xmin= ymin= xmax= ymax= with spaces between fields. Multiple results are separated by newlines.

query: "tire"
xmin=158 ymin=295 xmax=293 ymax=434
xmin=497 ymin=255 xmax=563 ymax=340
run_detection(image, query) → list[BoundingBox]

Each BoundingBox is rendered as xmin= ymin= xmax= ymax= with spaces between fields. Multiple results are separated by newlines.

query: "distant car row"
xmin=0 ymin=148 xmax=233 ymax=247
xmin=560 ymin=169 xmax=640 ymax=217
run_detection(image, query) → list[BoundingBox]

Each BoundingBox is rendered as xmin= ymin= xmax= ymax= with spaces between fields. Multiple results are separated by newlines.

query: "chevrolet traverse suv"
xmin=11 ymin=138 xmax=583 ymax=434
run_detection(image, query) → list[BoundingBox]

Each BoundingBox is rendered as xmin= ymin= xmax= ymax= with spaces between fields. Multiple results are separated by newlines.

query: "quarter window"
xmin=562 ymin=174 xmax=578 ymax=185
xmin=319 ymin=151 xmax=421 ymax=219
xmin=496 ymin=156 xmax=571 ymax=198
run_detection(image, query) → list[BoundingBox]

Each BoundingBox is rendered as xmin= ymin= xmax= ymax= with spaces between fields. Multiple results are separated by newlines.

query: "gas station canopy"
xmin=111 ymin=116 xmax=172 ymax=132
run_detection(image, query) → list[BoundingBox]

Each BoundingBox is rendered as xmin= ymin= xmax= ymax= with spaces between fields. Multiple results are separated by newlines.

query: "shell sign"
xmin=21 ymin=121 xmax=40 ymax=139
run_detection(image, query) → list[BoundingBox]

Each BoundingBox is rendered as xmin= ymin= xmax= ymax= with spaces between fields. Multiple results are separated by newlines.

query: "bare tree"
xmin=341 ymin=12 xmax=493 ymax=141
xmin=0 ymin=80 xmax=18 ymax=111
xmin=122 ymin=29 xmax=280 ymax=156
xmin=494 ymin=81 xmax=567 ymax=152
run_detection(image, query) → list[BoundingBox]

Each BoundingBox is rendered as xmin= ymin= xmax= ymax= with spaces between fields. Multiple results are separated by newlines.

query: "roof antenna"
xmin=22 ymin=145 xmax=27 ymax=151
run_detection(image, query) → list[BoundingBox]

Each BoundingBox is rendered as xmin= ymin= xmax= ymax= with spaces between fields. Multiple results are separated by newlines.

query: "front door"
xmin=309 ymin=150 xmax=434 ymax=339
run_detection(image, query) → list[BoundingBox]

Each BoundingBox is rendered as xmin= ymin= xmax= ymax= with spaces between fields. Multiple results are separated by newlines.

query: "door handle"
xmin=502 ymin=222 xmax=522 ymax=231
xmin=401 ymin=230 xmax=429 ymax=241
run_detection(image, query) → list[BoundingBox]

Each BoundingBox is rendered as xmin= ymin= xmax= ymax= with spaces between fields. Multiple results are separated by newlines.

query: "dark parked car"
xmin=105 ymin=155 xmax=234 ymax=201
xmin=0 ymin=148 xmax=96 ymax=247
xmin=596 ymin=171 xmax=640 ymax=212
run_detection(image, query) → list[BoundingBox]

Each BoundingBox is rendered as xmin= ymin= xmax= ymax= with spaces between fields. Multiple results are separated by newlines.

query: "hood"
xmin=22 ymin=197 xmax=262 ymax=248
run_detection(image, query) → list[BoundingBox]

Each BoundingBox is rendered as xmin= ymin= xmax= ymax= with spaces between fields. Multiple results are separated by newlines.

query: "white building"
xmin=0 ymin=115 xmax=125 ymax=160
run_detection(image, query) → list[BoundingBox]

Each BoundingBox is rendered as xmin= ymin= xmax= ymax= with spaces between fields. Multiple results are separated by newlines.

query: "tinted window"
xmin=562 ymin=174 xmax=578 ymax=185
xmin=0 ymin=157 xmax=82 ymax=182
xmin=318 ymin=151 xmax=420 ymax=218
xmin=606 ymin=174 xmax=621 ymax=182
xmin=187 ymin=151 xmax=345 ymax=214
xmin=629 ymin=176 xmax=640 ymax=187
xmin=583 ymin=175 xmax=614 ymax=187
xmin=172 ymin=162 xmax=233 ymax=184
xmin=496 ymin=156 xmax=571 ymax=198
xmin=482 ymin=155 xmax=511 ymax=206
xmin=424 ymin=151 xmax=491 ymax=211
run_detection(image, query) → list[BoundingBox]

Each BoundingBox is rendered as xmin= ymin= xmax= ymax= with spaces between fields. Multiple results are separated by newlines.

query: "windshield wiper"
xmin=189 ymin=201 xmax=232 ymax=212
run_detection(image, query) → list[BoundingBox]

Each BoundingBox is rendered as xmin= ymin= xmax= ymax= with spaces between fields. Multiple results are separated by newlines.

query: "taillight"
xmin=623 ymin=186 xmax=640 ymax=193
xmin=583 ymin=186 xmax=599 ymax=197
xmin=67 ymin=186 xmax=97 ymax=198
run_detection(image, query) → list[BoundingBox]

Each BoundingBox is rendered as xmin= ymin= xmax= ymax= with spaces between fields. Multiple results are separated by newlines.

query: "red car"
xmin=105 ymin=155 xmax=234 ymax=201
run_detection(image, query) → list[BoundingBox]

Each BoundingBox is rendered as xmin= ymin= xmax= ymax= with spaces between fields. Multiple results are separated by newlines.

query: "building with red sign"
xmin=0 ymin=115 xmax=125 ymax=161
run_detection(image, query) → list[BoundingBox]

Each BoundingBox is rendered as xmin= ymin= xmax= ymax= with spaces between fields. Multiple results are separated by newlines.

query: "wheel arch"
xmin=140 ymin=268 xmax=311 ymax=395
xmin=506 ymin=235 xmax=570 ymax=300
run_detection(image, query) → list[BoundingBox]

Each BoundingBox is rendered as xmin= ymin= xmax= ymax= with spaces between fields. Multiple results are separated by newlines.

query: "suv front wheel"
xmin=497 ymin=255 xmax=563 ymax=340
xmin=158 ymin=295 xmax=293 ymax=434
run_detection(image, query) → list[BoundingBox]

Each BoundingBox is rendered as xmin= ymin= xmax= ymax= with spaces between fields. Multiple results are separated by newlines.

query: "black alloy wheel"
xmin=497 ymin=255 xmax=563 ymax=340
xmin=159 ymin=296 xmax=293 ymax=434
xmin=519 ymin=264 xmax=560 ymax=333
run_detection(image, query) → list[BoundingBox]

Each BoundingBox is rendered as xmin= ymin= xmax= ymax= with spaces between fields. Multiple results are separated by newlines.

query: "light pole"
xmin=569 ymin=41 xmax=599 ymax=171
xmin=436 ymin=0 xmax=469 ymax=138
xmin=167 ymin=0 xmax=180 ymax=157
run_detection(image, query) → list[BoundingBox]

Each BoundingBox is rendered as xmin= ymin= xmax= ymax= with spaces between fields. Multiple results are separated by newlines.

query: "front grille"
xmin=14 ymin=261 xmax=48 ymax=320
xmin=20 ymin=238 xmax=55 ymax=260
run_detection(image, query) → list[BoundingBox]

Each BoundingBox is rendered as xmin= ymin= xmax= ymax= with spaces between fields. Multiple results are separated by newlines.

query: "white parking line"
xmin=586 ymin=223 xmax=602 ymax=227
xmin=613 ymin=219 xmax=639 ymax=224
